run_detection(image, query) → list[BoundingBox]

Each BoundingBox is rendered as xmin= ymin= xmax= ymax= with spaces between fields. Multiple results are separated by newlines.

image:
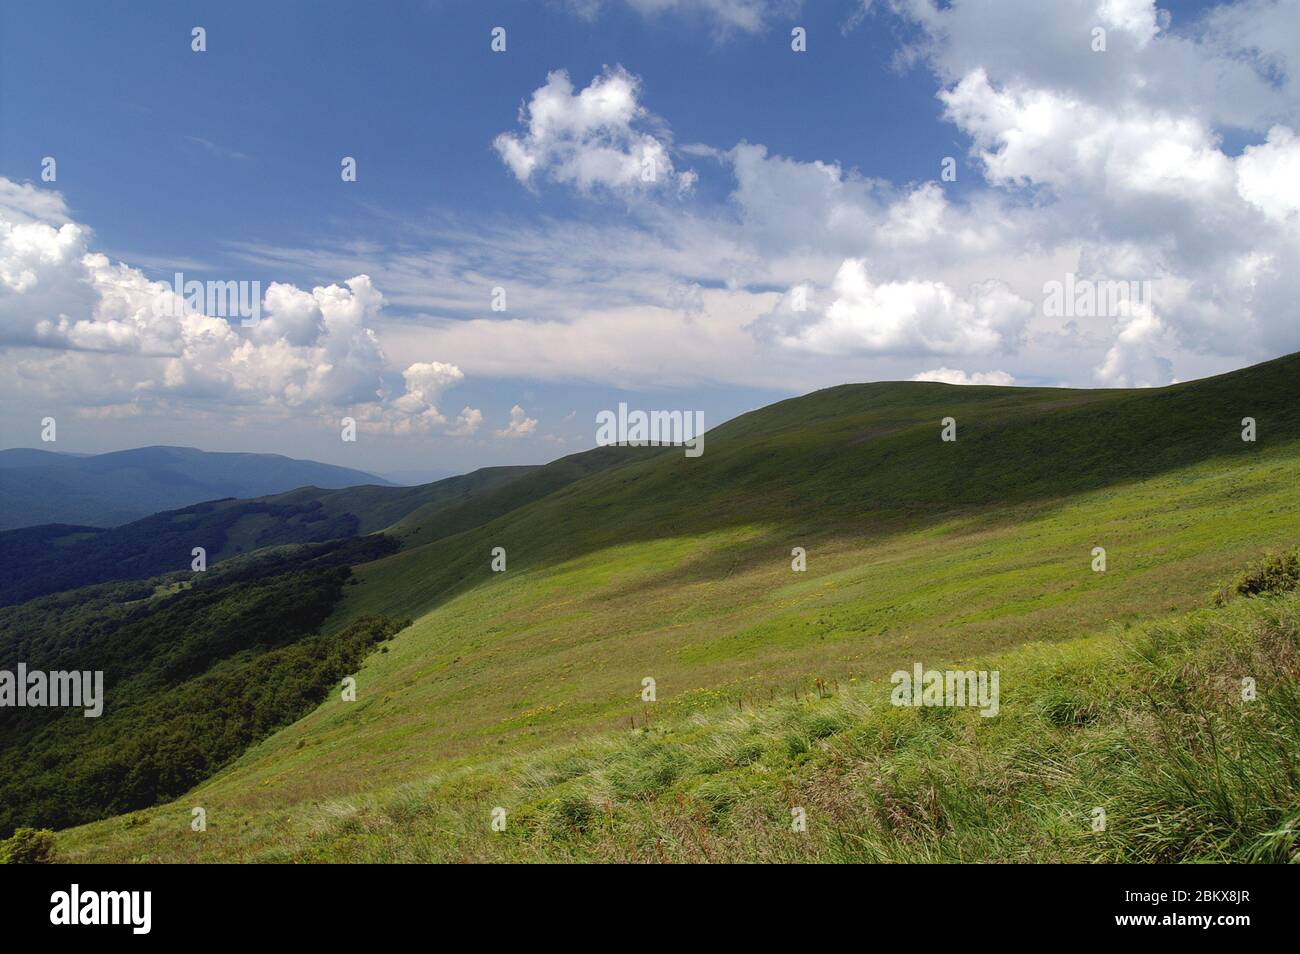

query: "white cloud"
xmin=1236 ymin=125 xmax=1300 ymax=222
xmin=889 ymin=0 xmax=1298 ymax=130
xmin=0 ymin=177 xmax=73 ymax=227
xmin=891 ymin=1 xmax=1300 ymax=385
xmin=447 ymin=406 xmax=484 ymax=436
xmin=1097 ymin=0 xmax=1162 ymax=45
xmin=1093 ymin=308 xmax=1174 ymax=387
xmin=495 ymin=404 xmax=538 ymax=438
xmin=937 ymin=69 xmax=1236 ymax=209
xmin=753 ymin=260 xmax=1032 ymax=357
xmin=254 ymin=282 xmax=327 ymax=347
xmin=0 ymin=180 xmax=473 ymax=434
xmin=912 ymin=367 xmax=1016 ymax=385
xmin=384 ymin=361 xmax=465 ymax=431
xmin=493 ymin=67 xmax=692 ymax=196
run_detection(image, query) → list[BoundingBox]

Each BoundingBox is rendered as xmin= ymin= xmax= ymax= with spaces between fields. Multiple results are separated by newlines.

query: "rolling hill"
xmin=0 ymin=445 xmax=395 ymax=530
xmin=0 ymin=453 xmax=658 ymax=607
xmin=9 ymin=352 xmax=1300 ymax=862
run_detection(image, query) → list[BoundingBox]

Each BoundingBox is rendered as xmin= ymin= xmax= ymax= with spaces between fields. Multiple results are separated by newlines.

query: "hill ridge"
xmin=0 ymin=445 xmax=394 ymax=530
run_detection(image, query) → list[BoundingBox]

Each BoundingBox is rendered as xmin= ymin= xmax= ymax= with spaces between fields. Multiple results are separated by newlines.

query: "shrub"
xmin=1231 ymin=548 xmax=1300 ymax=598
xmin=0 ymin=828 xmax=57 ymax=864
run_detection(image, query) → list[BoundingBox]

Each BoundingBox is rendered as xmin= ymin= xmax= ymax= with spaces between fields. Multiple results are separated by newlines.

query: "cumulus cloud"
xmin=495 ymin=404 xmax=538 ymax=438
xmin=1093 ymin=309 xmax=1175 ymax=387
xmin=240 ymin=2 xmax=1300 ymax=395
xmin=447 ymin=406 xmax=484 ymax=436
xmin=382 ymin=361 xmax=466 ymax=431
xmin=888 ymin=0 xmax=1300 ymax=385
xmin=752 ymin=260 xmax=1032 ymax=357
xmin=253 ymin=282 xmax=328 ymax=347
xmin=912 ymin=367 xmax=1016 ymax=385
xmin=889 ymin=0 xmax=1298 ymax=130
xmin=0 ymin=177 xmax=73 ymax=228
xmin=494 ymin=67 xmax=693 ymax=196
xmin=938 ymin=69 xmax=1234 ymax=206
xmin=0 ymin=179 xmax=473 ymax=433
xmin=1236 ymin=126 xmax=1300 ymax=222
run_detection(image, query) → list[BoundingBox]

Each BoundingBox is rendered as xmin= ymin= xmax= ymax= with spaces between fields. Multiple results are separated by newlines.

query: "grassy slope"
xmin=387 ymin=446 xmax=653 ymax=549
xmin=54 ymin=353 xmax=1300 ymax=861
xmin=216 ymin=465 xmax=537 ymax=558
xmin=62 ymin=589 xmax=1300 ymax=862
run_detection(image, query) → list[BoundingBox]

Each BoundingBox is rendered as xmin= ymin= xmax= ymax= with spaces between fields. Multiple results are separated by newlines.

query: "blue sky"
xmin=1 ymin=0 xmax=1297 ymax=476
xmin=3 ymin=3 xmax=954 ymax=230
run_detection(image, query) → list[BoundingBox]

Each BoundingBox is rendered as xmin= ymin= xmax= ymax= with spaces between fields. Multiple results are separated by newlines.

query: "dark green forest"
xmin=0 ymin=534 xmax=406 ymax=835
xmin=0 ymin=497 xmax=367 ymax=607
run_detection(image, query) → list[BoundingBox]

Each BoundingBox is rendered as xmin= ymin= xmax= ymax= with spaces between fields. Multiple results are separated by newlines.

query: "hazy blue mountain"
xmin=0 ymin=448 xmax=89 ymax=468
xmin=0 ymin=445 xmax=392 ymax=530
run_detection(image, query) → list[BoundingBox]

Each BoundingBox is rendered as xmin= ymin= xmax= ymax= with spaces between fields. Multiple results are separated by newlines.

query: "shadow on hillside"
xmin=341 ymin=352 xmax=1300 ymax=627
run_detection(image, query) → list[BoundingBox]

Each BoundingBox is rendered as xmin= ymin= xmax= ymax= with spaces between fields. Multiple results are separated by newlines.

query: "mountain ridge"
xmin=0 ymin=445 xmax=395 ymax=530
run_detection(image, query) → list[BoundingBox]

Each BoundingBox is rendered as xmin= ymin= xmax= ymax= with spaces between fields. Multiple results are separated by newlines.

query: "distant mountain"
xmin=0 ymin=463 xmax=545 ymax=606
xmin=0 ymin=445 xmax=393 ymax=530
xmin=0 ymin=448 xmax=90 ymax=468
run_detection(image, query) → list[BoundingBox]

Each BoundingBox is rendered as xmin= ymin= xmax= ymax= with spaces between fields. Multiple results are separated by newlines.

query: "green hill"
xmin=21 ymin=352 xmax=1300 ymax=862
xmin=60 ymin=582 xmax=1300 ymax=863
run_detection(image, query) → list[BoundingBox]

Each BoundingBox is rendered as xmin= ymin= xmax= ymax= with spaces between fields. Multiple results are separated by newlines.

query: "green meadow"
xmin=35 ymin=353 xmax=1300 ymax=861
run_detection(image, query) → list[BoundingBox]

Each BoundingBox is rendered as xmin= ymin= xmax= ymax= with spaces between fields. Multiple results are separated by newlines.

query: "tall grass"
xmin=59 ymin=587 xmax=1300 ymax=863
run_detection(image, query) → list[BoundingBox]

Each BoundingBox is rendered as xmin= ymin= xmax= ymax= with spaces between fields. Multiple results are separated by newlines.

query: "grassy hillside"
xmin=29 ymin=352 xmax=1300 ymax=861
xmin=330 ymin=351 xmax=1300 ymax=633
xmin=59 ymin=583 xmax=1300 ymax=863
xmin=386 ymin=445 xmax=654 ymax=548
xmin=257 ymin=466 xmax=533 ymax=535
xmin=214 ymin=465 xmax=540 ymax=558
